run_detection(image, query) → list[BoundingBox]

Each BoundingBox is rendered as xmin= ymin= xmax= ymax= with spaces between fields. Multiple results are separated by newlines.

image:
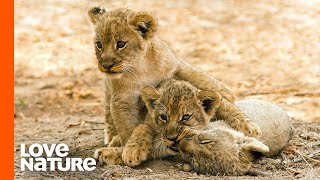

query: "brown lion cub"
xmin=121 ymin=79 xmax=264 ymax=167
xmin=87 ymin=7 xmax=260 ymax=153
xmin=178 ymin=99 xmax=294 ymax=175
xmin=94 ymin=79 xmax=224 ymax=166
xmin=123 ymin=81 xmax=292 ymax=171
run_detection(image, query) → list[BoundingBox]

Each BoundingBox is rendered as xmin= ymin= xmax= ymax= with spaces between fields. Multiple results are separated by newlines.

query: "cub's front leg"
xmin=174 ymin=63 xmax=236 ymax=102
xmin=110 ymin=93 xmax=141 ymax=146
xmin=217 ymin=99 xmax=261 ymax=137
xmin=104 ymin=86 xmax=118 ymax=146
xmin=122 ymin=123 xmax=154 ymax=167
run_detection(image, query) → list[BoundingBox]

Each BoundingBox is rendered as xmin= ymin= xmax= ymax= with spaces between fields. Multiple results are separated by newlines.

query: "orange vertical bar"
xmin=0 ymin=0 xmax=14 ymax=179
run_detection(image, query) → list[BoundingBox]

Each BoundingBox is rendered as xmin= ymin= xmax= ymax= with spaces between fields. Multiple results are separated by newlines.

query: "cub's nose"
xmin=165 ymin=129 xmax=179 ymax=142
xmin=101 ymin=62 xmax=115 ymax=70
xmin=167 ymin=136 xmax=178 ymax=142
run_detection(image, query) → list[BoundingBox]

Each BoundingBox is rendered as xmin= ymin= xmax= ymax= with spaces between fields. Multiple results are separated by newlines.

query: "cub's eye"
xmin=116 ymin=41 xmax=126 ymax=49
xmin=159 ymin=115 xmax=168 ymax=122
xmin=181 ymin=114 xmax=193 ymax=121
xmin=95 ymin=42 xmax=103 ymax=50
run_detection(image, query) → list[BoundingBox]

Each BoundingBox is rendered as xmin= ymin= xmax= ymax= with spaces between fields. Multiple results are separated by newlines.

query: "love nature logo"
xmin=20 ymin=144 xmax=96 ymax=171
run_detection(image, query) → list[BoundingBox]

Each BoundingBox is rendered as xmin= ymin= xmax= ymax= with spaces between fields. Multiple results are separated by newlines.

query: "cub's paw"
xmin=177 ymin=163 xmax=193 ymax=172
xmin=94 ymin=147 xmax=123 ymax=165
xmin=243 ymin=121 xmax=262 ymax=138
xmin=122 ymin=145 xmax=149 ymax=167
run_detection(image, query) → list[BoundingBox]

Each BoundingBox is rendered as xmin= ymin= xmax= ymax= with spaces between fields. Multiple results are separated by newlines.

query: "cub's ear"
xmin=88 ymin=6 xmax=106 ymax=25
xmin=141 ymin=85 xmax=160 ymax=112
xmin=130 ymin=12 xmax=157 ymax=39
xmin=240 ymin=137 xmax=269 ymax=161
xmin=197 ymin=90 xmax=222 ymax=116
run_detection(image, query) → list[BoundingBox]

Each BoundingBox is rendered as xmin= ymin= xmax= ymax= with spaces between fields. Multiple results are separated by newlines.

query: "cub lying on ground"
xmin=179 ymin=99 xmax=294 ymax=175
xmin=87 ymin=7 xmax=260 ymax=155
xmin=133 ymin=80 xmax=293 ymax=172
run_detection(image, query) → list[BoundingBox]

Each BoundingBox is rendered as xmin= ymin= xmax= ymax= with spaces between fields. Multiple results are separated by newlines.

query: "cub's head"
xmin=141 ymin=79 xmax=221 ymax=151
xmin=179 ymin=128 xmax=270 ymax=175
xmin=88 ymin=7 xmax=157 ymax=78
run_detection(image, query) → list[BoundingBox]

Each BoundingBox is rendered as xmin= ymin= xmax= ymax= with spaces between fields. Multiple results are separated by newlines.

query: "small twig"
xmin=303 ymin=141 xmax=320 ymax=148
xmin=286 ymin=167 xmax=301 ymax=175
xmin=80 ymin=120 xmax=86 ymax=129
xmin=303 ymin=155 xmax=320 ymax=164
xmin=100 ymin=171 xmax=110 ymax=177
xmin=80 ymin=102 xmax=103 ymax=107
xmin=302 ymin=150 xmax=320 ymax=164
xmin=146 ymin=167 xmax=153 ymax=173
xmin=293 ymin=91 xmax=320 ymax=97
xmin=92 ymin=128 xmax=105 ymax=130
xmin=292 ymin=150 xmax=320 ymax=163
xmin=66 ymin=122 xmax=81 ymax=128
xmin=294 ymin=150 xmax=313 ymax=169
xmin=19 ymin=112 xmax=26 ymax=120
xmin=246 ymin=170 xmax=269 ymax=176
xmin=85 ymin=120 xmax=104 ymax=124
xmin=307 ymin=150 xmax=320 ymax=158
xmin=14 ymin=163 xmax=21 ymax=169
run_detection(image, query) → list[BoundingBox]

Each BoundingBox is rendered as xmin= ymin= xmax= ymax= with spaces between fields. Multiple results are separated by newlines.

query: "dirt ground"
xmin=14 ymin=0 xmax=320 ymax=179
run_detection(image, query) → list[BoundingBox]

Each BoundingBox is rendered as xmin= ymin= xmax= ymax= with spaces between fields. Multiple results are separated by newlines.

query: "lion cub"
xmin=120 ymin=80 xmax=263 ymax=167
xmin=178 ymin=99 xmax=294 ymax=175
xmin=124 ymin=81 xmax=292 ymax=172
xmin=96 ymin=79 xmax=222 ymax=166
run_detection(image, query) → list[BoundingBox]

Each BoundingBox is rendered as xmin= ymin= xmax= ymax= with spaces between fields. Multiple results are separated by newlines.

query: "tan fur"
xmin=88 ymin=7 xmax=260 ymax=163
xmin=94 ymin=80 xmax=292 ymax=174
xmin=178 ymin=99 xmax=294 ymax=175
xmin=95 ymin=80 xmax=262 ymax=167
xmin=126 ymin=80 xmax=292 ymax=174
xmin=94 ymin=79 xmax=221 ymax=166
xmin=178 ymin=122 xmax=269 ymax=175
xmin=235 ymin=99 xmax=294 ymax=157
xmin=88 ymin=7 xmax=237 ymax=144
xmin=93 ymin=146 xmax=124 ymax=166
